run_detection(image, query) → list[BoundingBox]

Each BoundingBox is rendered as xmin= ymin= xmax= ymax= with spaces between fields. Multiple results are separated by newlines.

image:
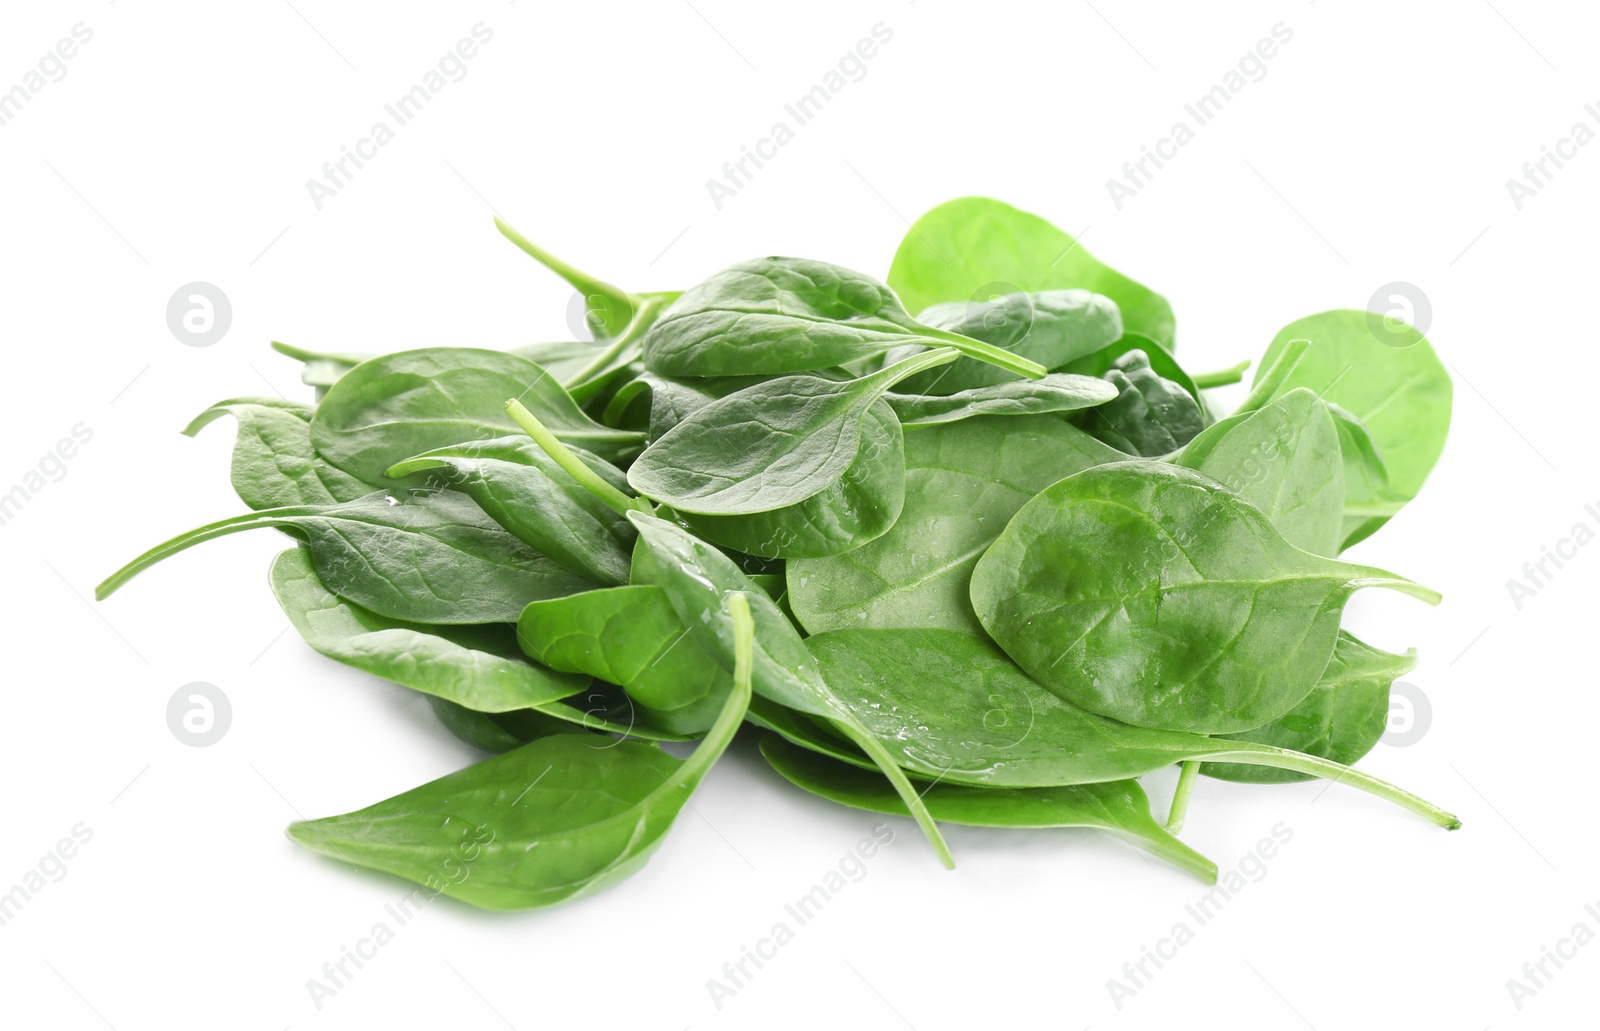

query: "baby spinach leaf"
xmin=759 ymin=735 xmax=1217 ymax=883
xmin=1079 ymin=350 xmax=1207 ymax=456
xmin=271 ymin=341 xmax=376 ymax=398
xmin=98 ymin=490 xmax=594 ymax=624
xmin=1325 ymin=401 xmax=1411 ymax=550
xmin=518 ymin=584 xmax=732 ymax=735
xmin=183 ymin=397 xmax=373 ymax=509
xmin=1204 ymin=632 xmax=1413 ymax=783
xmin=269 ymin=547 xmax=585 ymax=710
xmin=1174 ymin=387 xmax=1344 ymax=556
xmin=627 ymin=348 xmax=954 ymax=516
xmin=285 ymin=592 xmax=757 ymax=909
xmin=887 ymin=196 xmax=1175 ymax=349
xmin=507 ymin=340 xmax=603 ymax=383
xmin=1060 ymin=332 xmax=1201 ymax=399
xmin=642 ymin=257 xmax=1046 ymax=380
xmin=387 ymin=437 xmax=635 ymax=586
xmin=627 ymin=511 xmax=956 ymax=867
xmin=802 ymin=628 xmax=1458 ymax=827
xmin=311 ymin=348 xmax=644 ymax=484
xmin=788 ymin=414 xmax=1121 ymax=635
xmin=970 ymin=461 xmax=1439 ymax=734
xmin=666 ymin=399 xmax=905 ymax=558
xmin=1253 ymin=310 xmax=1451 ymax=537
xmin=886 ymin=373 xmax=1117 ymax=426
xmin=894 ymin=289 xmax=1124 ymax=394
xmin=426 ymin=696 xmax=583 ymax=754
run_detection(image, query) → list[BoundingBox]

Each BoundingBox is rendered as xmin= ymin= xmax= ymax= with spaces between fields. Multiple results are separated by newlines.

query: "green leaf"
xmin=666 ymin=399 xmax=905 ymax=558
xmin=311 ymin=348 xmax=644 ymax=484
xmin=1174 ymin=387 xmax=1344 ymax=556
xmin=627 ymin=511 xmax=956 ymax=867
xmin=893 ymin=289 xmax=1124 ymax=394
xmin=271 ymin=546 xmax=585 ymax=708
xmin=425 ymin=696 xmax=592 ymax=754
xmin=887 ymin=197 xmax=1175 ymax=349
xmin=970 ymin=461 xmax=1439 ymax=734
xmin=1326 ymin=401 xmax=1411 ymax=550
xmin=1253 ymin=310 xmax=1451 ymax=542
xmin=387 ymin=437 xmax=635 ymax=586
xmin=642 ymin=257 xmax=1046 ymax=379
xmin=1205 ymin=632 xmax=1415 ymax=783
xmin=271 ymin=341 xmax=376 ymax=398
xmin=1079 ymin=350 xmax=1206 ymax=456
xmin=518 ymin=584 xmax=732 ymax=735
xmin=285 ymin=592 xmax=757 ymax=910
xmin=183 ymin=397 xmax=373 ymax=509
xmin=759 ymin=735 xmax=1217 ymax=883
xmin=627 ymin=349 xmax=954 ymax=516
xmin=788 ymin=414 xmax=1121 ymax=635
xmin=886 ymin=373 xmax=1117 ymax=426
xmin=98 ymin=490 xmax=594 ymax=624
xmin=1061 ymin=332 xmax=1200 ymax=400
xmin=801 ymin=628 xmax=1457 ymax=827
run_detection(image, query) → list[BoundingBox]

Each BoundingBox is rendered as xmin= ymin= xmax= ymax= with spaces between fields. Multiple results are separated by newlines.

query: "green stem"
xmin=857 ymin=347 xmax=962 ymax=398
xmin=1167 ymin=760 xmax=1200 ymax=832
xmin=919 ymin=326 xmax=1048 ymax=380
xmin=1234 ymin=339 xmax=1309 ymax=416
xmin=506 ymin=398 xmax=650 ymax=517
xmin=563 ymin=295 xmax=664 ymax=397
xmin=1205 ymin=746 xmax=1461 ymax=829
xmin=494 ymin=216 xmax=638 ymax=339
xmin=1191 ymin=360 xmax=1252 ymax=390
xmin=97 ymin=505 xmax=324 ymax=600
xmin=1133 ymin=823 xmax=1217 ymax=883
xmin=835 ymin=720 xmax=956 ymax=870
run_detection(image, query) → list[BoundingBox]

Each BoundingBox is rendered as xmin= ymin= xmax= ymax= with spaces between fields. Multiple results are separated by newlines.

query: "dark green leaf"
xmin=183 ymin=397 xmax=373 ymax=509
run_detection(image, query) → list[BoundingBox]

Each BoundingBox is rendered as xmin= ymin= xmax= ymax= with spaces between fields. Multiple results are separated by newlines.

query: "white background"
xmin=0 ymin=1 xmax=1592 ymax=1028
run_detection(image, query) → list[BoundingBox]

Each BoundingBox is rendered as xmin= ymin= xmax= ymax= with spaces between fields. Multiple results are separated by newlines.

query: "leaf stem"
xmin=494 ymin=216 xmax=638 ymax=339
xmin=1167 ymin=760 xmax=1200 ymax=832
xmin=1191 ymin=360 xmax=1252 ymax=389
xmin=835 ymin=720 xmax=957 ymax=870
xmin=1204 ymin=746 xmax=1461 ymax=829
xmin=506 ymin=398 xmax=651 ymax=517
xmin=1234 ymin=338 xmax=1309 ymax=416
xmin=96 ymin=505 xmax=323 ymax=600
xmin=563 ymin=295 xmax=665 ymax=397
xmin=919 ymin=326 xmax=1049 ymax=380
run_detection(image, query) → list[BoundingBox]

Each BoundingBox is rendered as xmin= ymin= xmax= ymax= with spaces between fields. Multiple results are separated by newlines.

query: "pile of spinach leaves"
xmin=99 ymin=196 xmax=1457 ymax=907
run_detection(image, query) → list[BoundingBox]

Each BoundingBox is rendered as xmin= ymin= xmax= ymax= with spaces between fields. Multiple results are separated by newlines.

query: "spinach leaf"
xmin=886 ymin=373 xmax=1117 ymax=426
xmin=628 ymin=348 xmax=954 ymax=516
xmin=271 ymin=341 xmax=376 ymax=398
xmin=518 ymin=584 xmax=732 ymax=735
xmin=426 ymin=696 xmax=587 ymax=754
xmin=627 ymin=511 xmax=956 ymax=867
xmin=270 ymin=547 xmax=585 ymax=711
xmin=788 ymin=414 xmax=1121 ymax=635
xmin=1061 ymin=332 xmax=1201 ymax=401
xmin=1174 ymin=387 xmax=1344 ymax=556
xmin=894 ymin=289 xmax=1124 ymax=394
xmin=1326 ymin=401 xmax=1411 ymax=550
xmin=388 ymin=437 xmax=635 ymax=586
xmin=311 ymin=348 xmax=644 ymax=484
xmin=1253 ymin=310 xmax=1451 ymax=543
xmin=970 ymin=461 xmax=1439 ymax=734
xmin=98 ymin=490 xmax=594 ymax=624
xmin=1079 ymin=350 xmax=1207 ymax=456
xmin=666 ymin=399 xmax=905 ymax=558
xmin=887 ymin=196 xmax=1175 ymax=349
xmin=183 ymin=397 xmax=373 ymax=509
xmin=507 ymin=340 xmax=604 ymax=383
xmin=802 ymin=628 xmax=1457 ymax=826
xmin=1205 ymin=632 xmax=1414 ymax=783
xmin=285 ymin=592 xmax=757 ymax=909
xmin=759 ymin=735 xmax=1217 ymax=883
xmin=642 ymin=257 xmax=1046 ymax=380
